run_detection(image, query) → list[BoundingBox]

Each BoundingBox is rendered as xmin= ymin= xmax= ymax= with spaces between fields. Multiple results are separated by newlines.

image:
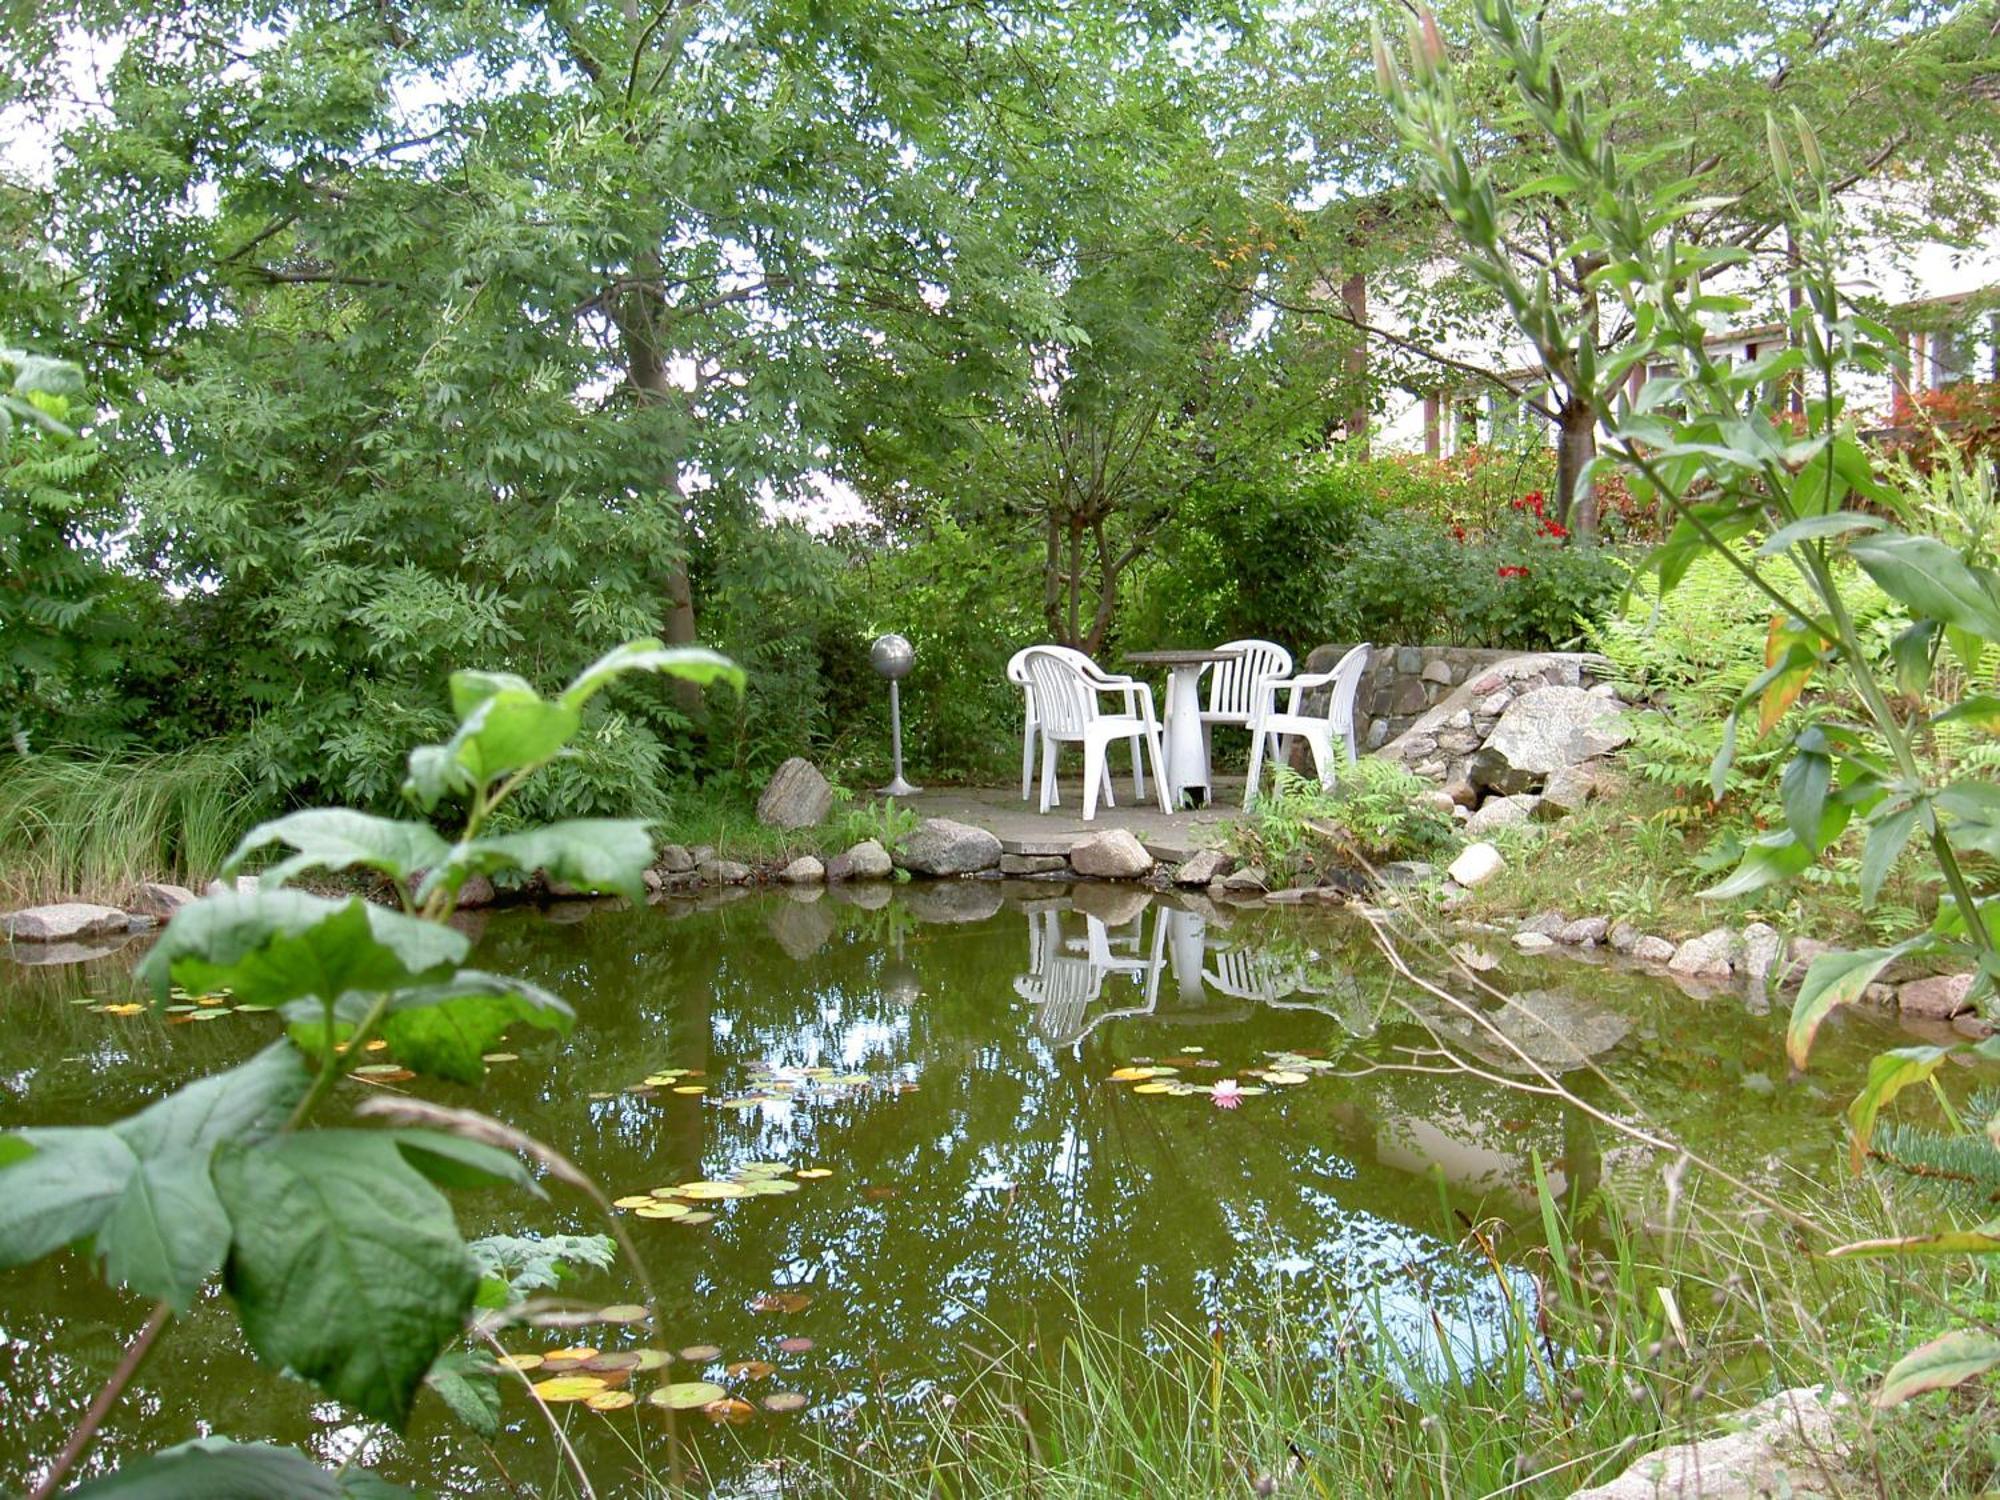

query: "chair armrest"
xmin=1256 ymin=672 xmax=1336 ymax=720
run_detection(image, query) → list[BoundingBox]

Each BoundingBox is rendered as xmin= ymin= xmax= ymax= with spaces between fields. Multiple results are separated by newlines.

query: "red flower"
xmin=1540 ymin=517 xmax=1568 ymax=539
xmin=1450 ymin=524 xmax=1467 ymax=542
xmin=1498 ymin=565 xmax=1530 ymax=579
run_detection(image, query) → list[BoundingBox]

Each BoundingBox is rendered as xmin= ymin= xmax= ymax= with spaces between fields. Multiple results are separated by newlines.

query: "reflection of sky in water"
xmin=0 ymin=883 xmax=1862 ymax=1493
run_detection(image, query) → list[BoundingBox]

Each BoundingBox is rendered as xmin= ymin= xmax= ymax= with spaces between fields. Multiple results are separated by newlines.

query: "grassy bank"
xmin=0 ymin=747 xmax=268 ymax=908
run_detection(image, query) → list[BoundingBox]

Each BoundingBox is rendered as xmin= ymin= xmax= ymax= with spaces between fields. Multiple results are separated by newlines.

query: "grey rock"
xmin=1863 ymin=982 xmax=1898 ymax=1006
xmin=1222 ymin=866 xmax=1269 ymax=892
xmin=1608 ymin=921 xmax=1642 ymax=954
xmin=1421 ymin=658 xmax=1454 ymax=685
xmin=778 ymin=856 xmax=826 ymax=884
xmin=1174 ymin=849 xmax=1231 ymax=886
xmin=1513 ymin=931 xmax=1556 ymax=952
xmin=1954 ymin=1013 xmax=1996 ymax=1040
xmin=903 ymin=880 xmax=1006 ymax=925
xmin=696 ymin=858 xmax=753 ymax=885
xmin=1538 ymin=762 xmax=1599 ymax=817
xmin=456 ymin=873 xmax=498 ymax=908
xmin=124 ymin=914 xmax=158 ymax=932
xmin=1443 ymin=776 xmax=1478 ymax=808
xmin=1560 ymin=916 xmax=1611 ymax=946
xmin=129 ymin=882 xmax=198 ymax=920
xmin=2 ymin=903 xmax=132 ymax=943
xmin=1467 ymin=794 xmax=1540 ymax=834
xmin=1265 ymin=887 xmax=1311 ymax=904
xmin=657 ymin=844 xmax=695 ymax=874
xmin=1446 ymin=842 xmax=1504 ymax=887
xmin=1378 ymin=861 xmax=1435 ymax=887
xmin=1899 ymin=972 xmax=1974 ymax=1021
xmin=827 ymin=839 xmax=894 ymax=881
xmin=643 ymin=868 xmax=665 ymax=894
xmin=1668 ymin=927 xmax=1740 ymax=979
xmin=1633 ymin=935 xmax=1677 ymax=964
xmin=896 ymin=818 xmax=1002 ymax=876
xmin=1519 ymin=910 xmax=1570 ymax=938
xmin=1570 ymin=1387 xmax=1850 ymax=1500
xmin=1740 ymin=922 xmax=1784 ymax=1011
xmin=1364 ymin=719 xmax=1390 ymax=750
xmin=1471 ymin=687 xmax=1632 ymax=795
xmin=1001 ymin=853 xmax=1070 ymax=876
xmin=1069 ymin=829 xmax=1154 ymax=879
xmin=689 ymin=844 xmax=716 ymax=865
xmin=756 ymin=757 xmax=834 ymax=830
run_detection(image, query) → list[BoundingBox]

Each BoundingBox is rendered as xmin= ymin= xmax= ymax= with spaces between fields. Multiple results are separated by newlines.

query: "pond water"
xmin=0 ymin=882 xmax=1898 ymax=1494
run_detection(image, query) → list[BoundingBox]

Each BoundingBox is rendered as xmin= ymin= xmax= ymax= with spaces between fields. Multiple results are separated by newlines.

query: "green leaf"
xmin=62 ymin=1438 xmax=369 ymax=1499
xmin=1780 ymin=744 xmax=1831 ymax=851
xmin=446 ymin=690 xmax=578 ymax=782
xmin=433 ymin=820 xmax=655 ymax=906
xmin=1788 ymin=942 xmax=1927 ymax=1068
xmin=560 ymin=639 xmax=744 ymax=711
xmin=1757 ymin=511 xmax=1885 ymax=556
xmin=224 ymin=810 xmax=452 ymax=888
xmin=1701 ymin=800 xmax=1851 ymax=899
xmin=214 ymin=1131 xmax=477 ymax=1428
xmin=386 ymin=1128 xmax=543 ymax=1197
xmin=1934 ymin=695 xmax=2000 ymax=733
xmin=0 ymin=1127 xmax=140 ymax=1268
xmin=448 ymin=669 xmax=536 ymax=721
xmin=382 ymin=970 xmax=574 ymax=1084
xmin=98 ymin=1153 xmax=232 ymax=1309
xmin=425 ymin=1349 xmax=502 ymax=1437
xmin=137 ymin=893 xmax=466 ymax=1011
xmin=1876 ymin=1329 xmax=2000 ymax=1406
xmin=1889 ymin=620 xmax=1938 ymax=696
xmin=1938 ymin=781 xmax=2000 ymax=858
xmin=1846 ymin=1045 xmax=1951 ymax=1172
xmin=1859 ymin=802 xmax=1918 ymax=908
xmin=1849 ymin=533 xmax=2000 ymax=641
xmin=113 ymin=1043 xmax=310 ymax=1158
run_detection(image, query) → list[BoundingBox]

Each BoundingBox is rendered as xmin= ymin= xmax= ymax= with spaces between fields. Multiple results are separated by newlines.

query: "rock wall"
xmin=1303 ymin=643 xmax=1610 ymax=751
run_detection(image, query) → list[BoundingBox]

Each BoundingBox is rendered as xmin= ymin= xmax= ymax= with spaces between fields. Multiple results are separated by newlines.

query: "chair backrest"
xmin=1321 ymin=643 xmax=1372 ymax=737
xmin=1207 ymin=639 xmax=1293 ymax=719
xmin=1019 ymin=647 xmax=1098 ymax=737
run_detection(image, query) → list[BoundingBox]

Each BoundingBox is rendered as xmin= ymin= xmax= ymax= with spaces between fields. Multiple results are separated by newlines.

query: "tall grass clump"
xmin=0 ymin=746 xmax=267 ymax=907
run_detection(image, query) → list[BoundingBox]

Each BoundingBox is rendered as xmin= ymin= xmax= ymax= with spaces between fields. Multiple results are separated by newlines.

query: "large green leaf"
xmin=214 ymin=1131 xmax=478 ymax=1428
xmin=1756 ymin=511 xmax=1884 ymax=555
xmin=402 ymin=682 xmax=579 ymax=810
xmin=224 ymin=810 xmax=452 ymax=888
xmin=386 ymin=1128 xmax=543 ymax=1196
xmin=1877 ymin=1329 xmax=2000 ymax=1406
xmin=1846 ymin=1045 xmax=1951 ymax=1172
xmin=559 ymin=639 xmax=744 ymax=711
xmin=1788 ymin=941 xmax=1927 ymax=1068
xmin=385 ymin=971 xmax=573 ymax=1084
xmin=1859 ymin=801 xmax=1919 ymax=908
xmin=61 ymin=1437 xmax=419 ymax=1499
xmin=425 ymin=1349 xmax=502 ymax=1437
xmin=1938 ymin=780 xmax=2000 ymax=858
xmin=432 ymin=820 xmax=655 ymax=906
xmin=1848 ymin=533 xmax=2000 ymax=642
xmin=137 ymin=893 xmax=466 ymax=1011
xmin=0 ymin=1045 xmax=310 ymax=1306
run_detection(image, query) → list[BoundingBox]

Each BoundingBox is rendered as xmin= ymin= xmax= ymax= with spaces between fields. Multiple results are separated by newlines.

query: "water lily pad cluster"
xmin=79 ymin=985 xmax=275 ymax=1022
xmin=1108 ymin=1050 xmax=1338 ymax=1106
xmin=610 ymin=1160 xmax=834 ymax=1226
xmin=713 ymin=1061 xmax=919 ymax=1112
xmin=499 ymin=1303 xmax=815 ymax=1422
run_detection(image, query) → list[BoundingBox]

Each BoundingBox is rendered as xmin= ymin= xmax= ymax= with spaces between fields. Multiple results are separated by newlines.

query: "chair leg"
xmin=1039 ymin=735 xmax=1058 ymax=814
xmin=1101 ymin=756 xmax=1117 ymax=809
xmin=1021 ymin=714 xmax=1036 ymax=800
xmin=1083 ymin=737 xmax=1104 ymax=821
xmin=1147 ymin=726 xmax=1172 ymax=814
xmin=1304 ymin=728 xmax=1334 ymax=791
xmin=1128 ymin=733 xmax=1147 ymax=799
xmin=1244 ymin=726 xmax=1266 ymax=809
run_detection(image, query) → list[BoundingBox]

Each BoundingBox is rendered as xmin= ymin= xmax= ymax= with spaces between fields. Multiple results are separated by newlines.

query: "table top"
xmin=1122 ymin=648 xmax=1243 ymax=668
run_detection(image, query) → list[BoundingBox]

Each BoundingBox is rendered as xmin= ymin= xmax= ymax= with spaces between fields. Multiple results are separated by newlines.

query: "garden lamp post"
xmin=870 ymin=633 xmax=921 ymax=798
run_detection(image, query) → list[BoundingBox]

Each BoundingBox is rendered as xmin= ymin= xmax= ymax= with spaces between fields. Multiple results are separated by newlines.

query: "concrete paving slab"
xmin=895 ymin=781 xmax=1245 ymax=863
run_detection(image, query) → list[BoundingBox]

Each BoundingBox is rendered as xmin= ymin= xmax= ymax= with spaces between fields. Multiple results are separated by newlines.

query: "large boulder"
xmin=2 ymin=903 xmax=131 ymax=943
xmin=129 ymin=882 xmax=199 ymax=921
xmin=1571 ymin=1387 xmax=1850 ymax=1500
xmin=1899 ymin=972 xmax=1974 ymax=1021
xmin=1174 ymin=849 xmax=1230 ymax=886
xmin=1470 ymin=687 xmax=1631 ymax=795
xmin=1069 ymin=829 xmax=1154 ymax=879
xmin=1446 ymin=842 xmax=1504 ymax=888
xmin=1467 ymin=794 xmax=1540 ymax=834
xmin=1668 ymin=927 xmax=1740 ymax=981
xmin=895 ymin=819 xmax=1002 ymax=876
xmin=756 ymin=758 xmax=834 ymax=830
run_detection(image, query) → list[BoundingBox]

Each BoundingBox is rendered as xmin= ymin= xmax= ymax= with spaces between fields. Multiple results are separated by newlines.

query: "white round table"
xmin=1123 ymin=648 xmax=1242 ymax=809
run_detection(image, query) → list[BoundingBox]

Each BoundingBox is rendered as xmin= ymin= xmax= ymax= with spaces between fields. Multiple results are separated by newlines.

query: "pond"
xmin=0 ymin=882 xmax=1895 ymax=1494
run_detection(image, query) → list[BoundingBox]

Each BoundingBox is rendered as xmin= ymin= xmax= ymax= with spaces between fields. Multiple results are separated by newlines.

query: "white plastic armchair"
xmin=1007 ymin=645 xmax=1154 ymax=805
xmin=1242 ymin=643 xmax=1372 ymax=809
xmin=1199 ymin=639 xmax=1293 ymax=765
xmin=1019 ymin=647 xmax=1170 ymax=820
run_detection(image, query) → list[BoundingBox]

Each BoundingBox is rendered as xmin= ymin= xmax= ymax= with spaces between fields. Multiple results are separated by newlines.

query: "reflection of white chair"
xmin=1020 ymin=649 xmax=1169 ymax=821
xmin=1243 ymin=644 xmax=1372 ymax=809
xmin=1202 ymin=942 xmax=1308 ymax=1003
xmin=1019 ymin=907 xmax=1167 ymax=1044
xmin=1008 ymin=645 xmax=1151 ymax=805
xmin=1200 ymin=639 xmax=1293 ymax=768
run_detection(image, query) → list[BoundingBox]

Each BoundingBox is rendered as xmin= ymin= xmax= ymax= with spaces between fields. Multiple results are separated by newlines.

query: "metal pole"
xmin=880 ymin=678 xmax=920 ymax=796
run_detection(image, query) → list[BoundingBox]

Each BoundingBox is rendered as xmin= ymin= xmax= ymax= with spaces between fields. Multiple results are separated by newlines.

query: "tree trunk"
xmin=616 ymin=302 xmax=704 ymax=710
xmin=1554 ymin=398 xmax=1598 ymax=540
xmin=1341 ymin=272 xmax=1370 ymax=454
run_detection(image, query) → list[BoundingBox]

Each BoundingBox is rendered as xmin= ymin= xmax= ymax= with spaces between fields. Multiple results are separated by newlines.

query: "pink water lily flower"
xmin=1210 ymin=1079 xmax=1242 ymax=1110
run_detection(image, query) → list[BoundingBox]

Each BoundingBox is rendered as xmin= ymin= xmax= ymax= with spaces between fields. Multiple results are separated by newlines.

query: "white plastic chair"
xmin=1200 ymin=639 xmax=1293 ymax=766
xmin=1020 ymin=647 xmax=1170 ymax=820
xmin=1007 ymin=645 xmax=1151 ymax=805
xmin=1242 ymin=644 xmax=1372 ymax=809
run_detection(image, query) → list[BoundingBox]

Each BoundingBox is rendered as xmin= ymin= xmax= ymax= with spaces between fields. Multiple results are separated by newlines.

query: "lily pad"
xmin=584 ymin=1351 xmax=643 ymax=1371
xmin=612 ymin=1195 xmax=657 ymax=1209
xmin=495 ymin=1352 xmax=543 ymax=1372
xmin=704 ymin=1395 xmax=756 ymax=1423
xmin=1132 ymin=1082 xmax=1173 ymax=1095
xmin=532 ymin=1375 xmax=607 ymax=1402
xmin=677 ymin=1211 xmax=715 ymax=1225
xmin=728 ymin=1359 xmax=776 ymax=1380
xmin=674 ymin=1181 xmax=749 ymax=1200
xmin=630 ymin=1349 xmax=672 ymax=1370
xmin=649 ymin=1381 xmax=725 ymax=1410
xmin=672 ymin=1085 xmax=707 ymax=1095
xmin=597 ymin=1304 xmax=650 ymax=1324
xmin=1263 ymin=1070 xmax=1310 ymax=1085
xmin=482 ymin=1052 xmax=519 ymax=1064
xmin=635 ymin=1202 xmax=690 ymax=1220
xmin=743 ymin=1178 xmax=799 ymax=1196
xmin=586 ymin=1390 xmax=636 ymax=1411
xmin=752 ymin=1291 xmax=812 ymax=1314
xmin=548 ymin=1345 xmax=598 ymax=1361
xmin=763 ymin=1391 xmax=809 ymax=1413
xmin=777 ymin=1336 xmax=814 ymax=1354
xmin=795 ymin=1168 xmax=834 ymax=1179
xmin=678 ymin=1343 xmax=722 ymax=1362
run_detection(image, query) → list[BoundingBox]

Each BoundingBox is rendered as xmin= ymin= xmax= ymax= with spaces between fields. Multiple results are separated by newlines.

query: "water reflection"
xmin=0 ymin=883 xmax=1884 ymax=1495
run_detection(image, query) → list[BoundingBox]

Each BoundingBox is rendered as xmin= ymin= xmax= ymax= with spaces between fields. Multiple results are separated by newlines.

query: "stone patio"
xmin=897 ymin=780 xmax=1246 ymax=863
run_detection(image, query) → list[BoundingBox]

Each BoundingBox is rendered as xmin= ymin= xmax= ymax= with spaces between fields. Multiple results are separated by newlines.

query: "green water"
xmin=0 ymin=883 xmax=1893 ymax=1494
